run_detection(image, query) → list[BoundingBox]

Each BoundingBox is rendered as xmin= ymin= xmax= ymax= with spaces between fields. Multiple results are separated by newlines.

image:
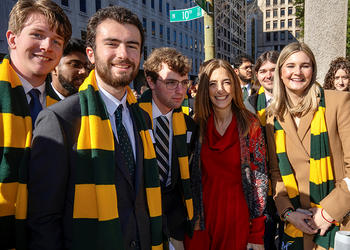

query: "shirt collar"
xmin=241 ymin=82 xmax=251 ymax=90
xmin=19 ymin=74 xmax=45 ymax=95
xmin=152 ymin=99 xmax=173 ymax=121
xmin=50 ymin=82 xmax=65 ymax=100
xmin=97 ymin=81 xmax=127 ymax=116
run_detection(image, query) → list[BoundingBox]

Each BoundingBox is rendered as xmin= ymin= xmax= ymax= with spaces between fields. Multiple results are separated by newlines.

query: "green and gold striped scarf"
xmin=274 ymin=88 xmax=339 ymax=250
xmin=256 ymin=86 xmax=267 ymax=127
xmin=181 ymin=94 xmax=189 ymax=115
xmin=139 ymin=89 xmax=194 ymax=223
xmin=74 ymin=70 xmax=163 ymax=250
xmin=0 ymin=55 xmax=59 ymax=249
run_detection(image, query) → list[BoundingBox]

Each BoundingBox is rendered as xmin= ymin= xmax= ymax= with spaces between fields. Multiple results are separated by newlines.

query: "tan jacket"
xmin=266 ymin=90 xmax=350 ymax=249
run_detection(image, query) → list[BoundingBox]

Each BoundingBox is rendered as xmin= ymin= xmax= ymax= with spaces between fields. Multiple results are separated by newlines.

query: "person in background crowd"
xmin=266 ymin=42 xmax=350 ymax=250
xmin=27 ymin=6 xmax=163 ymax=249
xmin=324 ymin=57 xmax=350 ymax=91
xmin=245 ymin=50 xmax=283 ymax=250
xmin=233 ymin=54 xmax=257 ymax=101
xmin=139 ymin=47 xmax=198 ymax=250
xmin=48 ymin=38 xmax=89 ymax=99
xmin=185 ymin=59 xmax=267 ymax=250
xmin=0 ymin=0 xmax=71 ymax=249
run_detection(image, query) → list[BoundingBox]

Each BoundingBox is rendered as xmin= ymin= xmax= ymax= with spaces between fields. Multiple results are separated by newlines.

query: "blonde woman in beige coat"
xmin=266 ymin=42 xmax=350 ymax=250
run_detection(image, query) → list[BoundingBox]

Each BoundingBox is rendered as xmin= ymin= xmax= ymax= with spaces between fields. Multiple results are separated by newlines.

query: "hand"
xmin=193 ymin=218 xmax=200 ymax=231
xmin=247 ymin=243 xmax=264 ymax=250
xmin=286 ymin=211 xmax=318 ymax=234
xmin=309 ymin=207 xmax=333 ymax=236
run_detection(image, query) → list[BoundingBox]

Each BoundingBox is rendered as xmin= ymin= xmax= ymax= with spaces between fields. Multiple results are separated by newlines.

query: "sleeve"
xmin=248 ymin=215 xmax=266 ymax=244
xmin=320 ymin=93 xmax=350 ymax=222
xmin=27 ymin=109 xmax=69 ymax=250
xmin=265 ymin=117 xmax=294 ymax=216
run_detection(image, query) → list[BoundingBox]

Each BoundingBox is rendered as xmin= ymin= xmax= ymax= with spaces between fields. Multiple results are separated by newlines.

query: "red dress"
xmin=185 ymin=114 xmax=264 ymax=250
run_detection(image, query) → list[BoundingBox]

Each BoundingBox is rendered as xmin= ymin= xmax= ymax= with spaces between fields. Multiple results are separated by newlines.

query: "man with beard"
xmin=49 ymin=38 xmax=89 ymax=99
xmin=233 ymin=54 xmax=256 ymax=101
xmin=27 ymin=6 xmax=163 ymax=250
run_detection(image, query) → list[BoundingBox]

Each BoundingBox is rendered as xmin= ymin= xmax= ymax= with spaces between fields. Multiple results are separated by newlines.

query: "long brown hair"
xmin=194 ymin=59 xmax=252 ymax=138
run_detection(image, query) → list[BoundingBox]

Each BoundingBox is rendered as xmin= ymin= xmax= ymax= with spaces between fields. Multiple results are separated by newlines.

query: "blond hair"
xmin=8 ymin=0 xmax=72 ymax=47
xmin=268 ymin=42 xmax=320 ymax=120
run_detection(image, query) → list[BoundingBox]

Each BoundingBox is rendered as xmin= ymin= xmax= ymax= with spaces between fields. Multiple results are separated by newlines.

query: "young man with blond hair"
xmin=0 ymin=0 xmax=71 ymax=248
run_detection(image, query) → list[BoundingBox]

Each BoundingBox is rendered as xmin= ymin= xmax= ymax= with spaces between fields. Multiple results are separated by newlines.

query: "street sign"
xmin=170 ymin=6 xmax=203 ymax=22
xmin=194 ymin=0 xmax=207 ymax=12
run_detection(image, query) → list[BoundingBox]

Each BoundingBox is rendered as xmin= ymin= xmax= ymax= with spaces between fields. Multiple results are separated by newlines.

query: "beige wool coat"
xmin=266 ymin=90 xmax=350 ymax=249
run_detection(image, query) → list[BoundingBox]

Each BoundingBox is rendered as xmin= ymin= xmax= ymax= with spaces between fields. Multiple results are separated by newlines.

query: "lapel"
xmin=114 ymin=136 xmax=134 ymax=188
xmin=132 ymin=112 xmax=143 ymax=195
xmin=278 ymin=112 xmax=309 ymax=158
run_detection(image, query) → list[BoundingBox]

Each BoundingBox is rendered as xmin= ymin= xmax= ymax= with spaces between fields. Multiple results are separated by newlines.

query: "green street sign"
xmin=170 ymin=6 xmax=203 ymax=22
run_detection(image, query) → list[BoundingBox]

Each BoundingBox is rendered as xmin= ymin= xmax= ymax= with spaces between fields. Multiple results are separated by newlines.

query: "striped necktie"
xmin=28 ymin=88 xmax=43 ymax=127
xmin=155 ymin=115 xmax=170 ymax=185
xmin=242 ymin=86 xmax=248 ymax=100
xmin=114 ymin=104 xmax=135 ymax=180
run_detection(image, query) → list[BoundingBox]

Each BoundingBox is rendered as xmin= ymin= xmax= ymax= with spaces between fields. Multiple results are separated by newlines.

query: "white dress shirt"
xmin=152 ymin=100 xmax=173 ymax=186
xmin=97 ymin=82 xmax=136 ymax=161
xmin=19 ymin=75 xmax=46 ymax=107
xmin=241 ymin=82 xmax=252 ymax=96
xmin=51 ymin=82 xmax=65 ymax=100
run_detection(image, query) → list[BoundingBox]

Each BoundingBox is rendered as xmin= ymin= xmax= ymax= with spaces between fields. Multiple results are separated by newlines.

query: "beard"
xmin=94 ymin=54 xmax=139 ymax=88
xmin=238 ymin=72 xmax=252 ymax=83
xmin=58 ymin=73 xmax=81 ymax=95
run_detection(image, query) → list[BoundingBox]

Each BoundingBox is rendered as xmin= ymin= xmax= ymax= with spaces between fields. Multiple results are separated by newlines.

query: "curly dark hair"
xmin=324 ymin=57 xmax=350 ymax=90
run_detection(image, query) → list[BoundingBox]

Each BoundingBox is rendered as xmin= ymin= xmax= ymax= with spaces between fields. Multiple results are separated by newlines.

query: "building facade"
xmin=214 ymin=0 xmax=247 ymax=63
xmin=247 ymin=0 xmax=300 ymax=59
xmin=0 ymin=0 xmax=205 ymax=77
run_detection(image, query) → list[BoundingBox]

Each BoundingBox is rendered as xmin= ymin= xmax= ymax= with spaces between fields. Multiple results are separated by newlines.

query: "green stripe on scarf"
xmin=74 ymin=70 xmax=163 ymax=250
xmin=181 ymin=94 xmax=189 ymax=115
xmin=0 ymin=55 xmax=59 ymax=249
xmin=139 ymin=89 xmax=194 ymax=222
xmin=256 ymin=86 xmax=267 ymax=126
xmin=274 ymin=88 xmax=339 ymax=249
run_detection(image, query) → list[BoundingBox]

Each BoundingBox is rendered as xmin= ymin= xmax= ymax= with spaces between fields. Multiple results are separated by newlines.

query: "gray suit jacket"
xmin=27 ymin=94 xmax=152 ymax=250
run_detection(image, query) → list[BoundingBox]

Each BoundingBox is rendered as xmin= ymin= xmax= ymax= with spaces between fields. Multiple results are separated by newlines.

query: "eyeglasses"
xmin=239 ymin=65 xmax=253 ymax=71
xmin=157 ymin=78 xmax=190 ymax=90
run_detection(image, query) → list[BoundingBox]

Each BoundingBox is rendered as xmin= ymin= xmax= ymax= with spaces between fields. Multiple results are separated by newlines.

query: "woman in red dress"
xmin=185 ymin=59 xmax=268 ymax=250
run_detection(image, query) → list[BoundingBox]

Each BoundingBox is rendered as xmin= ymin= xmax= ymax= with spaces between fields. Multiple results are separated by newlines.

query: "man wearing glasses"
xmin=233 ymin=54 xmax=256 ymax=101
xmin=139 ymin=47 xmax=198 ymax=250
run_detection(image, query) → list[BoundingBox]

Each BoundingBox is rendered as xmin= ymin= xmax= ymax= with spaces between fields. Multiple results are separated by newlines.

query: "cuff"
xmin=248 ymin=216 xmax=266 ymax=244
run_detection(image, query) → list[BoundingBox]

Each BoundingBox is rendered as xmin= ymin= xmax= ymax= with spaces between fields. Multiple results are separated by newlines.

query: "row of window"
xmin=266 ymin=0 xmax=293 ymax=6
xmin=266 ymin=7 xmax=294 ymax=18
xmin=265 ymin=30 xmax=299 ymax=42
xmin=266 ymin=18 xmax=300 ymax=30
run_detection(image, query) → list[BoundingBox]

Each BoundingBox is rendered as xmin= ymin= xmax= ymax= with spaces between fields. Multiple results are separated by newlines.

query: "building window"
xmin=195 ymin=20 xmax=197 ymax=32
xmin=142 ymin=0 xmax=146 ymax=4
xmin=266 ymin=0 xmax=270 ymax=6
xmin=61 ymin=0 xmax=68 ymax=6
xmin=273 ymin=20 xmax=277 ymax=29
xmin=296 ymin=30 xmax=300 ymax=39
xmin=159 ymin=24 xmax=163 ymax=39
xmin=190 ymin=37 xmax=193 ymax=49
xmin=288 ymin=0 xmax=293 ymax=3
xmin=151 ymin=0 xmax=154 ymax=9
xmin=280 ymin=0 xmax=285 ymax=4
xmin=80 ymin=0 xmax=86 ymax=12
xmin=152 ymin=21 xmax=155 ymax=36
xmin=195 ymin=39 xmax=198 ymax=49
xmin=266 ymin=10 xmax=270 ymax=18
xmin=273 ymin=9 xmax=278 ymax=17
xmin=142 ymin=18 xmax=147 ymax=32
xmin=167 ymin=27 xmax=170 ymax=43
xmin=280 ymin=19 xmax=285 ymax=28
xmin=266 ymin=21 xmax=270 ymax=30
xmin=144 ymin=46 xmax=148 ymax=60
xmin=273 ymin=32 xmax=278 ymax=41
xmin=266 ymin=32 xmax=271 ymax=42
xmin=185 ymin=34 xmax=188 ymax=48
xmin=288 ymin=32 xmax=293 ymax=40
xmin=180 ymin=32 xmax=183 ymax=47
xmin=166 ymin=3 xmax=170 ymax=16
xmin=199 ymin=21 xmax=202 ymax=33
xmin=95 ymin=0 xmax=101 ymax=10
xmin=273 ymin=0 xmax=277 ymax=5
xmin=288 ymin=7 xmax=293 ymax=15
xmin=159 ymin=0 xmax=162 ymax=12
xmin=81 ymin=30 xmax=87 ymax=41
xmin=281 ymin=8 xmax=285 ymax=16
xmin=173 ymin=30 xmax=177 ymax=44
xmin=288 ymin=19 xmax=292 ymax=27
xmin=280 ymin=31 xmax=285 ymax=40
xmin=199 ymin=40 xmax=202 ymax=52
xmin=296 ymin=19 xmax=300 ymax=27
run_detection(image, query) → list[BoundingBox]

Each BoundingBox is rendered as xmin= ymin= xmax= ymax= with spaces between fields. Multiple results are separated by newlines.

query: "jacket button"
xmin=130 ymin=240 xmax=137 ymax=248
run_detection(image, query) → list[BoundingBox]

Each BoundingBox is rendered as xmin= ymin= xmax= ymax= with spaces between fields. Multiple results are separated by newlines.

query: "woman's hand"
xmin=247 ymin=243 xmax=264 ymax=250
xmin=286 ymin=211 xmax=318 ymax=235
xmin=309 ymin=207 xmax=334 ymax=236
